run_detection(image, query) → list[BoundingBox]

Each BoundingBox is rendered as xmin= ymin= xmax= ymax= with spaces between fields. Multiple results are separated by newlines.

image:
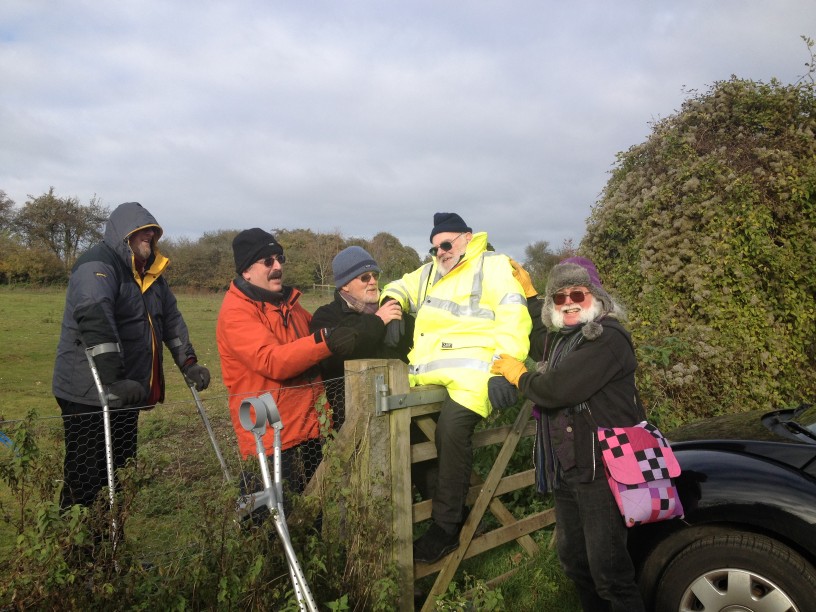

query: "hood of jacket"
xmin=104 ymin=202 xmax=164 ymax=265
xmin=104 ymin=202 xmax=169 ymax=287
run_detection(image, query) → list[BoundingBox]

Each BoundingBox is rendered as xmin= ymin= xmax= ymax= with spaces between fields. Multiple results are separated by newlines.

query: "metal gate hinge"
xmin=374 ymin=374 xmax=447 ymax=416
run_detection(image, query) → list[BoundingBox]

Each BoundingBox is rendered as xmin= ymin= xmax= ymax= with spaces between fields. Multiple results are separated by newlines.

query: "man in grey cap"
xmin=310 ymin=246 xmax=412 ymax=428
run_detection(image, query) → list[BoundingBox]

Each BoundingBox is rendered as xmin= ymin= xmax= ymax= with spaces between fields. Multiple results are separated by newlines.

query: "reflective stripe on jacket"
xmin=216 ymin=281 xmax=332 ymax=457
xmin=381 ymin=232 xmax=531 ymax=416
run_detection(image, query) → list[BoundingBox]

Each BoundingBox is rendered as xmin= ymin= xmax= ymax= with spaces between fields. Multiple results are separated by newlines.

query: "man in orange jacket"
xmin=216 ymin=228 xmax=358 ymax=494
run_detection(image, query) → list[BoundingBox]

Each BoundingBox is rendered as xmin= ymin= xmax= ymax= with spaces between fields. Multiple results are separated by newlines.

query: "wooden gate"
xmin=305 ymin=359 xmax=555 ymax=611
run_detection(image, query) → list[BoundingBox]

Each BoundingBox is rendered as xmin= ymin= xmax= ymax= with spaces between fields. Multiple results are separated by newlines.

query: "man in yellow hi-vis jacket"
xmin=381 ymin=212 xmax=532 ymax=563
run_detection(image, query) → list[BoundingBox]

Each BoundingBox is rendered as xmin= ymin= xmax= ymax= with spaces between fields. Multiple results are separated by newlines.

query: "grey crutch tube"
xmin=239 ymin=393 xmax=317 ymax=612
xmin=185 ymin=378 xmax=232 ymax=482
xmin=84 ymin=344 xmax=121 ymax=549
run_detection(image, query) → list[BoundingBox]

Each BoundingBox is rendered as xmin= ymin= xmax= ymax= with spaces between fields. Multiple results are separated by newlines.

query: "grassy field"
xmin=0 ymin=285 xmax=579 ymax=610
xmin=0 ymin=286 xmax=333 ymax=421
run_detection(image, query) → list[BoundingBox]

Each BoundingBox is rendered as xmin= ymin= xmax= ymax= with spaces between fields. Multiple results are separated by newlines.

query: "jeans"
xmin=554 ymin=467 xmax=645 ymax=612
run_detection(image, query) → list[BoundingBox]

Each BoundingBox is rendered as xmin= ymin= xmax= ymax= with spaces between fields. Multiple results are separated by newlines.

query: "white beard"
xmin=550 ymin=298 xmax=602 ymax=329
xmin=361 ymin=289 xmax=380 ymax=304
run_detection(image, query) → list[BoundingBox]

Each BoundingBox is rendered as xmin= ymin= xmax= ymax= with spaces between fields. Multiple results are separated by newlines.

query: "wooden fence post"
xmin=386 ymin=359 xmax=415 ymax=612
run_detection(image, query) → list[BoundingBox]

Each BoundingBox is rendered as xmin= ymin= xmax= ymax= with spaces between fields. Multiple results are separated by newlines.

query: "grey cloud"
xmin=1 ymin=1 xmax=814 ymax=261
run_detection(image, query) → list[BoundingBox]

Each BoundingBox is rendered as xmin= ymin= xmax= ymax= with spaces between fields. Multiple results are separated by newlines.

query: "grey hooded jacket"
xmin=52 ymin=202 xmax=196 ymax=406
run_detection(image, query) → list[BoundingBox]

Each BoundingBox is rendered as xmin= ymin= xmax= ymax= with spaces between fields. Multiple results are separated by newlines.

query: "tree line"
xmin=1 ymin=63 xmax=815 ymax=431
xmin=0 ymin=187 xmax=570 ymax=290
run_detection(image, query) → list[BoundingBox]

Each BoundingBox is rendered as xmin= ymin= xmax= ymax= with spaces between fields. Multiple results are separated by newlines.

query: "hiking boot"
xmin=413 ymin=522 xmax=459 ymax=564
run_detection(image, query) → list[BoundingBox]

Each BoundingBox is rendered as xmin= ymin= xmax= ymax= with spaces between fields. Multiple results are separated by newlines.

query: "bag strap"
xmin=582 ymin=405 xmax=599 ymax=430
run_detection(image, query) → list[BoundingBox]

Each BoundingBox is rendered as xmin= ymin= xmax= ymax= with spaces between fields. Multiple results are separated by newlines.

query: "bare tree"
xmin=13 ymin=187 xmax=109 ymax=271
xmin=313 ymin=230 xmax=345 ymax=286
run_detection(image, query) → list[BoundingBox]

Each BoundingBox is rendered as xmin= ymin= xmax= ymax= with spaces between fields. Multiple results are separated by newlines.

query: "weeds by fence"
xmin=0 ymin=364 xmax=577 ymax=610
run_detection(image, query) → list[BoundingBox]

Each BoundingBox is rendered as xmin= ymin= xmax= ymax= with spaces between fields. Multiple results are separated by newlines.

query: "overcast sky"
xmin=1 ymin=1 xmax=813 ymax=261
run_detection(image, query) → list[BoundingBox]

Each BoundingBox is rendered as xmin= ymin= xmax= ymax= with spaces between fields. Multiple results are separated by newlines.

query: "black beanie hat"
xmin=429 ymin=212 xmax=472 ymax=242
xmin=232 ymin=228 xmax=283 ymax=273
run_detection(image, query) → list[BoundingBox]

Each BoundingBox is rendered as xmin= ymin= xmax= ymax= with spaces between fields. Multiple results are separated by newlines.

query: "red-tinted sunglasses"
xmin=553 ymin=290 xmax=589 ymax=305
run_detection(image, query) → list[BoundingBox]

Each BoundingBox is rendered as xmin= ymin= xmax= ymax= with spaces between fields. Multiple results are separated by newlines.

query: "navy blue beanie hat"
xmin=430 ymin=212 xmax=472 ymax=242
xmin=333 ymin=246 xmax=381 ymax=288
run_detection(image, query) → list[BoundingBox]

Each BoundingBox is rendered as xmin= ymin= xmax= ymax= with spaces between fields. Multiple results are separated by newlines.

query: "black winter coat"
xmin=309 ymin=291 xmax=414 ymax=381
xmin=309 ymin=291 xmax=413 ymax=427
xmin=52 ymin=202 xmax=196 ymax=406
xmin=520 ymin=299 xmax=645 ymax=482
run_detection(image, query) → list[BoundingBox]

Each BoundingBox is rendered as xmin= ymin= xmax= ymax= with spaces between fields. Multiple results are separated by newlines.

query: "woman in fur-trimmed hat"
xmin=493 ymin=257 xmax=646 ymax=612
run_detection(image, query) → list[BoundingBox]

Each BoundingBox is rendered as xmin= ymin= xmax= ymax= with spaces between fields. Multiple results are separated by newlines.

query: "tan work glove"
xmin=490 ymin=353 xmax=528 ymax=387
xmin=509 ymin=258 xmax=538 ymax=298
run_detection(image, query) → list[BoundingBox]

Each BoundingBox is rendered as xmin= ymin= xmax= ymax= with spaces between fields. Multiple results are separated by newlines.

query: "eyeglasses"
xmin=357 ymin=272 xmax=380 ymax=283
xmin=553 ymin=290 xmax=589 ymax=305
xmin=258 ymin=254 xmax=286 ymax=267
xmin=429 ymin=233 xmax=465 ymax=256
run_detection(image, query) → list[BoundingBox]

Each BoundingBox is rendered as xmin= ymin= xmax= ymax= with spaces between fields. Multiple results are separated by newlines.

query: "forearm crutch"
xmin=182 ymin=373 xmax=232 ymax=482
xmin=84 ymin=344 xmax=121 ymax=549
xmin=237 ymin=393 xmax=317 ymax=612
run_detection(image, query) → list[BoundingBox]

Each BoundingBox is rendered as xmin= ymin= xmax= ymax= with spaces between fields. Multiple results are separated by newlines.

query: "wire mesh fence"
xmin=0 ymin=373 xmax=348 ymax=566
xmin=0 ymin=362 xmax=559 ymax=610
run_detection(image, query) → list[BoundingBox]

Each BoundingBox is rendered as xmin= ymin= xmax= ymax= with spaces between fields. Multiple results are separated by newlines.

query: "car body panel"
xmin=629 ymin=404 xmax=816 ymax=606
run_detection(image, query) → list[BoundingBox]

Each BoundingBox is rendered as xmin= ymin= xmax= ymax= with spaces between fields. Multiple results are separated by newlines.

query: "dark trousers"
xmin=324 ymin=378 xmax=347 ymax=430
xmin=554 ymin=467 xmax=645 ymax=612
xmin=430 ymin=397 xmax=483 ymax=532
xmin=58 ymin=397 xmax=139 ymax=510
xmin=239 ymin=437 xmax=324 ymax=526
xmin=280 ymin=437 xmax=323 ymax=494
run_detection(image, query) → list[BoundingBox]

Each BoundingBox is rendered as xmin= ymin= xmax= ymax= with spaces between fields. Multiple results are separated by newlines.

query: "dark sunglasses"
xmin=429 ymin=232 xmax=465 ymax=256
xmin=259 ymin=254 xmax=286 ymax=267
xmin=357 ymin=272 xmax=380 ymax=283
xmin=553 ymin=290 xmax=589 ymax=305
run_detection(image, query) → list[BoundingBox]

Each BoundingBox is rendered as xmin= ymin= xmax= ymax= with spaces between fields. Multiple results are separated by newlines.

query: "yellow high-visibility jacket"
xmin=381 ymin=232 xmax=531 ymax=416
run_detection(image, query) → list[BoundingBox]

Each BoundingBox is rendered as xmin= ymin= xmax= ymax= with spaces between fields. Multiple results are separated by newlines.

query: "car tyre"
xmin=655 ymin=531 xmax=816 ymax=611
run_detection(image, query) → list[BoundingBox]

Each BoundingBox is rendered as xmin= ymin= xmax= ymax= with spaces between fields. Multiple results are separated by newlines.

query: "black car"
xmin=629 ymin=403 xmax=816 ymax=611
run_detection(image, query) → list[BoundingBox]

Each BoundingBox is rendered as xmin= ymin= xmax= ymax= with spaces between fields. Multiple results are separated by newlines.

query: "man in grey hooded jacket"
xmin=52 ymin=202 xmax=209 ymax=512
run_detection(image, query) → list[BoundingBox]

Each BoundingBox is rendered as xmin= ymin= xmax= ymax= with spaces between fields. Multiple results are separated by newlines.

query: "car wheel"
xmin=655 ymin=531 xmax=816 ymax=612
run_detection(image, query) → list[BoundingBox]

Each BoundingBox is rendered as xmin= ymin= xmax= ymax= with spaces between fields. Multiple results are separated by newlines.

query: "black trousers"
xmin=554 ymin=466 xmax=645 ymax=612
xmin=57 ymin=397 xmax=139 ymax=510
xmin=430 ymin=397 xmax=483 ymax=532
xmin=280 ymin=437 xmax=323 ymax=494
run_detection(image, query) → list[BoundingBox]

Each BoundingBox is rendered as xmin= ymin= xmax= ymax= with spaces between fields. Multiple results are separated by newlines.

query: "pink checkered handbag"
xmin=596 ymin=421 xmax=684 ymax=527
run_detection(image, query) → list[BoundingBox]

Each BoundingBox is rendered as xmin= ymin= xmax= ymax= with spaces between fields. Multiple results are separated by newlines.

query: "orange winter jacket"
xmin=216 ymin=281 xmax=332 ymax=458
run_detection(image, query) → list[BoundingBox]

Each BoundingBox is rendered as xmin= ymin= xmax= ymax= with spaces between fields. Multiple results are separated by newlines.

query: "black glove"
xmin=106 ymin=379 xmax=146 ymax=408
xmin=383 ymin=318 xmax=405 ymax=348
xmin=322 ymin=326 xmax=359 ymax=357
xmin=487 ymin=376 xmax=519 ymax=410
xmin=183 ymin=363 xmax=211 ymax=391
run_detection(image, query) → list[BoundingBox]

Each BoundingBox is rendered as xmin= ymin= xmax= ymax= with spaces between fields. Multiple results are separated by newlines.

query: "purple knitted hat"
xmin=557 ymin=257 xmax=603 ymax=289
